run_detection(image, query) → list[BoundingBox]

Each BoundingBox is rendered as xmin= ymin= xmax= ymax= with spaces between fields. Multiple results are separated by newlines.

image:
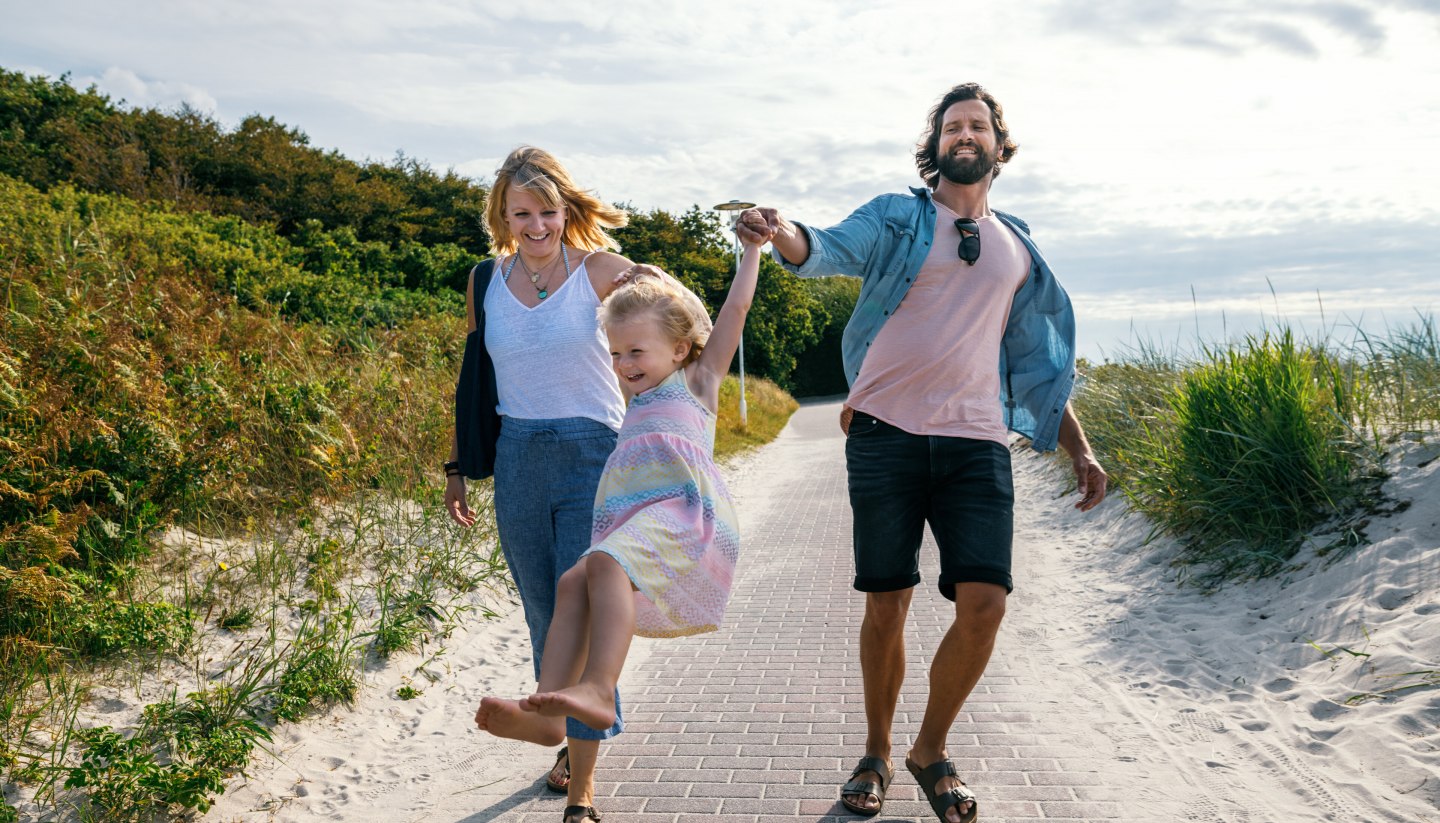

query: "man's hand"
xmin=1071 ymin=452 xmax=1108 ymax=512
xmin=737 ymin=207 xmax=809 ymax=266
xmin=1056 ymin=402 xmax=1107 ymax=512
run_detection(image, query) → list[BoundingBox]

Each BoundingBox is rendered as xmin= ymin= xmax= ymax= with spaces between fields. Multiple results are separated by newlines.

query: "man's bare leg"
xmin=905 ymin=582 xmax=1007 ymax=823
xmin=842 ymin=588 xmax=913 ymax=812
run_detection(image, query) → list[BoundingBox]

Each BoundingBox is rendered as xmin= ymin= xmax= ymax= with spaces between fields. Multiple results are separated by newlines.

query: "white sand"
xmin=39 ymin=410 xmax=1440 ymax=822
xmin=1002 ymin=434 xmax=1440 ymax=822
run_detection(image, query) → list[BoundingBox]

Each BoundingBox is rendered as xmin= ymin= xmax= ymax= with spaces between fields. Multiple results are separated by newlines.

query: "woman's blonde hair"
xmin=601 ymin=275 xmax=713 ymax=366
xmin=484 ymin=146 xmax=629 ymax=255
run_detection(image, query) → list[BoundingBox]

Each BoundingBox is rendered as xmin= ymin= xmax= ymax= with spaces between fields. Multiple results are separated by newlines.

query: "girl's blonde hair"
xmin=484 ymin=146 xmax=629 ymax=255
xmin=601 ymin=275 xmax=713 ymax=366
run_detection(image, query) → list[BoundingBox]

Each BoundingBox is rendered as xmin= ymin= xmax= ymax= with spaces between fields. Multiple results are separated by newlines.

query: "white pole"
xmin=733 ymin=227 xmax=748 ymax=425
xmin=713 ymin=199 xmax=755 ymax=427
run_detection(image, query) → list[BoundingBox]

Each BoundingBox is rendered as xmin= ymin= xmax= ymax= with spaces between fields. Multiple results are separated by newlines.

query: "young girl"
xmin=475 ymin=218 xmax=773 ymax=818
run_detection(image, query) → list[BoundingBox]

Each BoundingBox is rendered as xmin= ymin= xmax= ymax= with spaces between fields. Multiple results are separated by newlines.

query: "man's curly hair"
xmin=914 ymin=83 xmax=1019 ymax=188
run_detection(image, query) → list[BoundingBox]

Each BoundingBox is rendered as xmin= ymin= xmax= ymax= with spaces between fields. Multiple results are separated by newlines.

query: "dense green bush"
xmin=0 ymin=69 xmax=490 ymax=255
xmin=789 ymin=276 xmax=859 ymax=397
xmin=614 ymin=207 xmax=824 ymax=387
xmin=1075 ymin=329 xmax=1394 ymax=581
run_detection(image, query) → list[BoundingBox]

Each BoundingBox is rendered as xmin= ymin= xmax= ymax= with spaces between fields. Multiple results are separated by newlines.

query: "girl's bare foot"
xmin=475 ymin=696 xmax=565 ymax=745
xmin=526 ymin=683 xmax=616 ymax=730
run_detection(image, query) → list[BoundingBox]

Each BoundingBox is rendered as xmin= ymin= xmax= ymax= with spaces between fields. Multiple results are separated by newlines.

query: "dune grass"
xmin=714 ymin=373 xmax=800 ymax=459
xmin=1074 ymin=321 xmax=1436 ymax=584
xmin=0 ymin=175 xmax=800 ymax=820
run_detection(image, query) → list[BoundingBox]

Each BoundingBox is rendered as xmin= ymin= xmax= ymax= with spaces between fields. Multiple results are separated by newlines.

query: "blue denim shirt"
xmin=774 ymin=186 xmax=1076 ymax=452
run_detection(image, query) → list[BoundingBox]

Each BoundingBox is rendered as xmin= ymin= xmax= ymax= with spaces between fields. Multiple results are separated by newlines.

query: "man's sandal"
xmin=839 ymin=755 xmax=893 ymax=817
xmin=544 ymin=746 xmax=569 ymax=794
xmin=562 ymin=805 xmax=600 ymax=823
xmin=905 ymin=757 xmax=978 ymax=823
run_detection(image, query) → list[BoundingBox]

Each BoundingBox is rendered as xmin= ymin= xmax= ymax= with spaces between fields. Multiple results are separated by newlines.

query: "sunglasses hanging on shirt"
xmin=954 ymin=218 xmax=981 ymax=266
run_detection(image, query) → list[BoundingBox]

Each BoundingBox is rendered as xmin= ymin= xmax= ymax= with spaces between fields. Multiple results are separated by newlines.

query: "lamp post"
xmin=712 ymin=199 xmax=756 ymax=425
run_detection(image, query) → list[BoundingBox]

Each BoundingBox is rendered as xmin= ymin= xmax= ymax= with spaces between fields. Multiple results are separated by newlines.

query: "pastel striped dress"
xmin=583 ymin=369 xmax=740 ymax=638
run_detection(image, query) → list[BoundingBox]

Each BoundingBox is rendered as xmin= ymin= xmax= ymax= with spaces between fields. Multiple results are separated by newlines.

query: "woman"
xmin=444 ymin=146 xmax=631 ymax=823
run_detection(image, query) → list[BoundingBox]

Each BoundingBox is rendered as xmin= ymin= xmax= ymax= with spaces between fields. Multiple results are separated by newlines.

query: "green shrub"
xmin=789 ymin=276 xmax=858 ymax=397
xmin=1086 ymin=329 xmax=1384 ymax=580
xmin=273 ymin=620 xmax=359 ymax=722
xmin=69 ymin=600 xmax=194 ymax=657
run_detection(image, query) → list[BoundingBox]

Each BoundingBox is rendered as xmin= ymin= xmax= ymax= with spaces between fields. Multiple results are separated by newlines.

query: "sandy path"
xmin=207 ymin=400 xmax=1440 ymax=822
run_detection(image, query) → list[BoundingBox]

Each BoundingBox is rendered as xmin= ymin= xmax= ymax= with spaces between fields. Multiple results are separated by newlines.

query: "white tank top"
xmin=484 ymin=254 xmax=625 ymax=431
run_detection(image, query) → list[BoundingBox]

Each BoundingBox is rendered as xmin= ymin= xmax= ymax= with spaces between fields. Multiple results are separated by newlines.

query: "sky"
xmin=5 ymin=0 xmax=1439 ymax=361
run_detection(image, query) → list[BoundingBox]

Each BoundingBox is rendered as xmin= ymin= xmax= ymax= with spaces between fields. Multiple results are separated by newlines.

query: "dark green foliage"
xmin=68 ymin=600 xmax=194 ymax=657
xmin=0 ymin=69 xmax=490 ymax=257
xmin=64 ymin=686 xmax=271 ymax=819
xmin=613 ymin=207 xmax=824 ymax=387
xmin=217 ymin=606 xmax=256 ymax=632
xmin=273 ymin=629 xmax=359 ymax=722
xmin=368 ymin=589 xmax=444 ymax=657
xmin=789 ymin=276 xmax=859 ymax=397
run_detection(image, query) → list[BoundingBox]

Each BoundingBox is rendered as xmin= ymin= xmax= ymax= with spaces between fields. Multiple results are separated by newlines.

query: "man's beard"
xmin=937 ymin=145 xmax=997 ymax=185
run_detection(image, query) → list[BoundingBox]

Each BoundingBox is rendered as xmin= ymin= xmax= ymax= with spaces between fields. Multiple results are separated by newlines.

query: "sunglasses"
xmin=955 ymin=218 xmax=980 ymax=266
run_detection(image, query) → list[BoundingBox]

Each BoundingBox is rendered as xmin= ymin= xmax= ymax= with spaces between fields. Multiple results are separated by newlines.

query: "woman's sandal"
xmin=562 ymin=805 xmax=600 ymax=823
xmin=905 ymin=757 xmax=978 ymax=823
xmin=839 ymin=755 xmax=893 ymax=817
xmin=544 ymin=746 xmax=569 ymax=794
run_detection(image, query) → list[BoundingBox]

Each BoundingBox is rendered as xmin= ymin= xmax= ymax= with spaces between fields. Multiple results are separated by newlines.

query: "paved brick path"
xmin=475 ymin=400 xmax=1172 ymax=822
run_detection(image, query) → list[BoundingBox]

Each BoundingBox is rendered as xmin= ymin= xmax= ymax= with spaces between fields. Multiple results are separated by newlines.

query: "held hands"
xmin=735 ymin=210 xmax=775 ymax=248
xmin=734 ymin=207 xmax=784 ymax=246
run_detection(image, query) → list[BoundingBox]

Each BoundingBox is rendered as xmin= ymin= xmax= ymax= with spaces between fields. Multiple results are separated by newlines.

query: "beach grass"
xmin=0 ymin=176 xmax=800 ymax=819
xmin=1074 ymin=320 xmax=1436 ymax=583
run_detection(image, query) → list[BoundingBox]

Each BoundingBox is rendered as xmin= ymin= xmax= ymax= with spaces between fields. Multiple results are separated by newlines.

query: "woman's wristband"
xmin=443 ymin=460 xmax=461 ymax=478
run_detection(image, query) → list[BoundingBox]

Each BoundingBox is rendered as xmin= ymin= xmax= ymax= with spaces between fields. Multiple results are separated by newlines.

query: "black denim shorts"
xmin=844 ymin=411 xmax=1015 ymax=598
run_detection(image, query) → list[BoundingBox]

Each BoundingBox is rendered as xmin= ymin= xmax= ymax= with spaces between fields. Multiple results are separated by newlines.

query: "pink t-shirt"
xmin=846 ymin=203 xmax=1032 ymax=442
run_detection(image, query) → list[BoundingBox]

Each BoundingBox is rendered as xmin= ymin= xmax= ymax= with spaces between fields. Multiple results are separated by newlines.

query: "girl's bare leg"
xmin=476 ymin=564 xmax=592 ymax=744
xmin=528 ymin=552 xmax=634 ymax=729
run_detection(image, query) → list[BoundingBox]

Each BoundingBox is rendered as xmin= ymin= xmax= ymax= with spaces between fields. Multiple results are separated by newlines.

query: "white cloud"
xmin=90 ymin=67 xmax=218 ymax=113
xmin=4 ymin=0 xmax=1438 ymax=356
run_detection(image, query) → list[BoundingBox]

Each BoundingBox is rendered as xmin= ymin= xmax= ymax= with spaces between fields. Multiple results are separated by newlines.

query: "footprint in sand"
xmin=1257 ymin=740 xmax=1363 ymax=820
xmin=1376 ymin=585 xmax=1419 ymax=610
xmin=1262 ymin=677 xmax=1295 ymax=694
xmin=1171 ymin=707 xmax=1227 ymax=740
xmin=1105 ymin=618 xmax=1136 ymax=639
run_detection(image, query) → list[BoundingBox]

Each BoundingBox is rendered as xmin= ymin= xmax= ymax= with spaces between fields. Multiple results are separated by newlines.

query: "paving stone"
xmin=483 ymin=404 xmax=1179 ymax=821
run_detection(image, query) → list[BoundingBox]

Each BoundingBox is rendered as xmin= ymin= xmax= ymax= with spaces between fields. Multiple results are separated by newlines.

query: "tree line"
xmin=0 ymin=68 xmax=854 ymax=394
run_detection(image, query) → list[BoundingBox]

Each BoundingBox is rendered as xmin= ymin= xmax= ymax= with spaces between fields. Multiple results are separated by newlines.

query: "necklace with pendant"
xmin=503 ymin=243 xmax=570 ymax=300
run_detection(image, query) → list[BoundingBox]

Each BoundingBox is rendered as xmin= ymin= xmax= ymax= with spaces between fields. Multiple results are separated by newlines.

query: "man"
xmin=735 ymin=83 xmax=1107 ymax=823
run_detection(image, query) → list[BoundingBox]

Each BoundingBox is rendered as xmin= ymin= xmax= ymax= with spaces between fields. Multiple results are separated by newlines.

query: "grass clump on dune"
xmin=1073 ymin=322 xmax=1438 ymax=583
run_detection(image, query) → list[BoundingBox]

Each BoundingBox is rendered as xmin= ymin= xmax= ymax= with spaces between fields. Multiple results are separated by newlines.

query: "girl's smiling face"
xmin=607 ymin=313 xmax=690 ymax=396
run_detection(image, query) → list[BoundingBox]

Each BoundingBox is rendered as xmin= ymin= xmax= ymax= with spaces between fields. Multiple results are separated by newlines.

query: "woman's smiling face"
xmin=504 ymin=185 xmax=565 ymax=258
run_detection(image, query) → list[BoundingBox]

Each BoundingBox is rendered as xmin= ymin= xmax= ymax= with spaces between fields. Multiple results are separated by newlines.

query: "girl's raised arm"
xmin=693 ymin=241 xmax=761 ymax=388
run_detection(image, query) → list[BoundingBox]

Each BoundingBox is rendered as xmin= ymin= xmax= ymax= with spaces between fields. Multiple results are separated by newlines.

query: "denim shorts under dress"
xmin=493 ymin=416 xmax=624 ymax=740
xmin=844 ymin=411 xmax=1015 ymax=598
